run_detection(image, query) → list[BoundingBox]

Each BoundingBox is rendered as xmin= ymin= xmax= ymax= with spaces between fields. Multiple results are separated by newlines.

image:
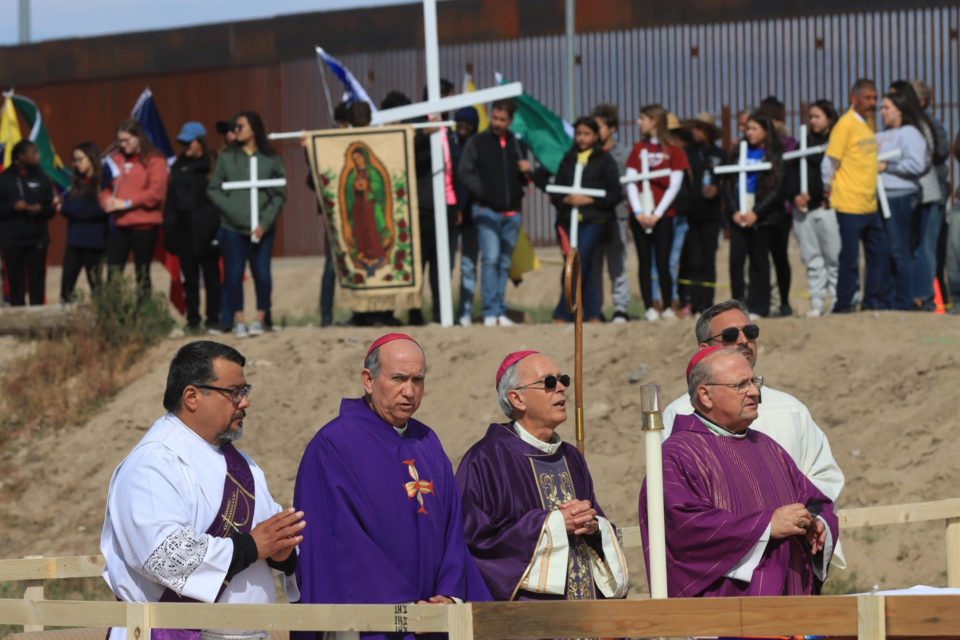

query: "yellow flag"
xmin=463 ymin=74 xmax=490 ymax=132
xmin=0 ymin=95 xmax=23 ymax=170
xmin=509 ymin=227 xmax=541 ymax=284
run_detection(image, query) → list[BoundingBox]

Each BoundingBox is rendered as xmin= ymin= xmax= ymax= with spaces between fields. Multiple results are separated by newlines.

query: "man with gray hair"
xmin=456 ymin=350 xmax=628 ymax=601
xmin=293 ymin=332 xmax=490 ymax=639
xmin=662 ymin=300 xmax=845 ymax=505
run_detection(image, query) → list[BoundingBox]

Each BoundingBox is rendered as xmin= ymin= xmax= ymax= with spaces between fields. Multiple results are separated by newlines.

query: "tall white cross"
xmin=364 ymin=2 xmax=523 ymax=328
xmin=782 ymin=124 xmax=827 ymax=209
xmin=221 ymin=155 xmax=287 ymax=244
xmin=713 ymin=140 xmax=772 ymax=213
xmin=545 ymin=163 xmax=606 ymax=249
xmin=620 ymin=149 xmax=671 ymax=234
xmin=876 ymin=148 xmax=902 ymax=220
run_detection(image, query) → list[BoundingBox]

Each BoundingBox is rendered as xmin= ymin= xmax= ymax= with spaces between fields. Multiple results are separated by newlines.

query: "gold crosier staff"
xmin=563 ymin=249 xmax=585 ymax=454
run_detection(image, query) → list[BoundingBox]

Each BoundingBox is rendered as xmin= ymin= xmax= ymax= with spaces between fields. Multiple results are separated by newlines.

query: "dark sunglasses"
xmin=707 ymin=324 xmax=760 ymax=344
xmin=515 ymin=374 xmax=571 ymax=391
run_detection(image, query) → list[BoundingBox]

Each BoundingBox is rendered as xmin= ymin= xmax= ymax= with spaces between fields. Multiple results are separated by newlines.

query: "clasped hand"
xmin=733 ymin=211 xmax=758 ymax=227
xmin=559 ymin=499 xmax=599 ymax=536
xmin=250 ymin=507 xmax=305 ymax=562
xmin=771 ymin=503 xmax=827 ymax=555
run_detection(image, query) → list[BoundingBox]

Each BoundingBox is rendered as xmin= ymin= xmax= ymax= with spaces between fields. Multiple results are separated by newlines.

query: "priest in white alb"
xmin=101 ymin=341 xmax=305 ymax=640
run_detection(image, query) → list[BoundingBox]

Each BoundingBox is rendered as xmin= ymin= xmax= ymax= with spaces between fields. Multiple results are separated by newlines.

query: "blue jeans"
xmin=456 ymin=224 xmax=479 ymax=319
xmin=320 ymin=234 xmax=336 ymax=325
xmin=553 ymin=220 xmax=609 ymax=321
xmin=881 ymin=193 xmax=919 ymax=310
xmin=834 ymin=211 xmax=891 ymax=312
xmin=910 ymin=202 xmax=942 ymax=305
xmin=650 ymin=216 xmax=687 ymax=304
xmin=473 ymin=204 xmax=522 ymax=319
xmin=219 ymin=227 xmax=275 ymax=328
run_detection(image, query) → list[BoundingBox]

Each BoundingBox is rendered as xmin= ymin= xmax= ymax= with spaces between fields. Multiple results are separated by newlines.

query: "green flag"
xmin=12 ymin=94 xmax=70 ymax=189
xmin=496 ymin=74 xmax=573 ymax=174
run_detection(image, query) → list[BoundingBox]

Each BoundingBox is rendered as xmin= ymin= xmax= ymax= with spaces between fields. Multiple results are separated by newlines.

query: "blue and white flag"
xmin=316 ymin=46 xmax=378 ymax=113
xmin=131 ymin=88 xmax=175 ymax=159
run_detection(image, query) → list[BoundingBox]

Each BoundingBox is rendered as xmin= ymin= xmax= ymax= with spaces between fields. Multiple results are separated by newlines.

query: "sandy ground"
xmin=1 ymin=239 xmax=959 ymax=597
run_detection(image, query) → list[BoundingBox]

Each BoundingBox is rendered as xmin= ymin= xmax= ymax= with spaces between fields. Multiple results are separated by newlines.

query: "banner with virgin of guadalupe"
xmin=306 ymin=126 xmax=422 ymax=312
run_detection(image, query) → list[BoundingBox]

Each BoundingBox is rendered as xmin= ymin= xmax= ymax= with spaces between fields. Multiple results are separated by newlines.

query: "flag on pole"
xmin=9 ymin=93 xmax=70 ymax=188
xmin=316 ymin=47 xmax=379 ymax=113
xmin=130 ymin=88 xmax=185 ymax=314
xmin=0 ymin=93 xmax=23 ymax=171
xmin=495 ymin=72 xmax=573 ymax=174
xmin=462 ymin=73 xmax=489 ymax=132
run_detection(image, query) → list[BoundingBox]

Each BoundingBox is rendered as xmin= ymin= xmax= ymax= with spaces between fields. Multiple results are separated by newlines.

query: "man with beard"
xmin=101 ymin=341 xmax=304 ymax=640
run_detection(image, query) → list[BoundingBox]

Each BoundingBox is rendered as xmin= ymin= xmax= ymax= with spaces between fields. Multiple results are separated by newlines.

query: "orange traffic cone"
xmin=933 ymin=278 xmax=945 ymax=315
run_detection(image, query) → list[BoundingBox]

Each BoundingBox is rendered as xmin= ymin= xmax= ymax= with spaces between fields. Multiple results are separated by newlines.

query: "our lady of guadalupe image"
xmin=339 ymin=142 xmax=394 ymax=275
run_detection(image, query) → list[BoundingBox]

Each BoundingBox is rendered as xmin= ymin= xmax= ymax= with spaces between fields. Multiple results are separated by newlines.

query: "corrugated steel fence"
xmin=278 ymin=5 xmax=960 ymax=249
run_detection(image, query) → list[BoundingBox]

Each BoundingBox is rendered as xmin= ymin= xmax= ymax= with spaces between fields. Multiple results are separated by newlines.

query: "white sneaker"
xmin=612 ymin=311 xmax=628 ymax=324
xmin=497 ymin=315 xmax=515 ymax=326
xmin=458 ymin=314 xmax=473 ymax=327
xmin=806 ymin=308 xmax=823 ymax=318
xmin=483 ymin=316 xmax=498 ymax=327
xmin=234 ymin=322 xmax=249 ymax=339
xmin=248 ymin=320 xmax=265 ymax=337
xmin=644 ymin=308 xmax=660 ymax=322
xmin=661 ymin=308 xmax=677 ymax=319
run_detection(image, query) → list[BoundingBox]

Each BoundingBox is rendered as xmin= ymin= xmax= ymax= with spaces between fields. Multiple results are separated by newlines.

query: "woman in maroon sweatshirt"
xmin=100 ymin=119 xmax=169 ymax=298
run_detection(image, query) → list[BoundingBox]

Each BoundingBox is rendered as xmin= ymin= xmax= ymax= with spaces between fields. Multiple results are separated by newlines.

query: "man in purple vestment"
xmin=640 ymin=346 xmax=838 ymax=598
xmin=456 ymin=350 xmax=628 ymax=601
xmin=293 ymin=333 xmax=490 ymax=640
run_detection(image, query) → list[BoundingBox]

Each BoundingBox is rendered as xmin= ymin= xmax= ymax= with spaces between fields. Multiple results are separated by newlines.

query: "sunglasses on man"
xmin=707 ymin=324 xmax=760 ymax=344
xmin=514 ymin=374 xmax=571 ymax=391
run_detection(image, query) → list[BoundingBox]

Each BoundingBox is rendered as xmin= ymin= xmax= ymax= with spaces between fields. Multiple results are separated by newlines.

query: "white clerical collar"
xmin=695 ymin=413 xmax=748 ymax=439
xmin=394 ymin=424 xmax=408 ymax=437
xmin=513 ymin=420 xmax=562 ymax=454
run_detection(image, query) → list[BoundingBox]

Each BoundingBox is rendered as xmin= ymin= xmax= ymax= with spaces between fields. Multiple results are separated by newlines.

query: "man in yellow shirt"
xmin=822 ymin=79 xmax=890 ymax=313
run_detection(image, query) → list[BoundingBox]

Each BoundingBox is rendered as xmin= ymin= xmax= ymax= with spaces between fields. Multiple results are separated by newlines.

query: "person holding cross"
xmin=456 ymin=350 xmax=628 ymax=601
xmin=722 ymin=112 xmax=786 ymax=318
xmin=548 ymin=116 xmax=623 ymax=322
xmin=208 ymin=111 xmax=287 ymax=338
xmin=784 ymin=100 xmax=841 ymax=317
xmin=626 ymin=104 xmax=689 ymax=321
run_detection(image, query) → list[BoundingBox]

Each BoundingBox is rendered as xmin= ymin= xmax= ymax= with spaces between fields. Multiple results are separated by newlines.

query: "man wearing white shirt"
xmin=101 ymin=341 xmax=305 ymax=640
xmin=456 ymin=350 xmax=628 ymax=601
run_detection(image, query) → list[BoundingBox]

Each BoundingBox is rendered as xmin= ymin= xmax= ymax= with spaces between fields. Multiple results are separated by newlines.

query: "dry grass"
xmin=0 ymin=277 xmax=174 ymax=437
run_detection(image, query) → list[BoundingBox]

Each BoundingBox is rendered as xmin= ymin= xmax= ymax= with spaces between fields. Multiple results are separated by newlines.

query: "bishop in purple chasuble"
xmin=293 ymin=398 xmax=490 ymax=640
xmin=456 ymin=423 xmax=628 ymax=601
xmin=640 ymin=413 xmax=839 ymax=598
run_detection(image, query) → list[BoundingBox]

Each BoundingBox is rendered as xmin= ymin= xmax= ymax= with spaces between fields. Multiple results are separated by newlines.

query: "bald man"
xmin=293 ymin=333 xmax=489 ymax=640
xmin=456 ymin=350 xmax=628 ymax=602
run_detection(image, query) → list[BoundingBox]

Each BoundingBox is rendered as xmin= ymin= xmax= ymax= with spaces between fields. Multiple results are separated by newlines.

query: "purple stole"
xmin=152 ymin=442 xmax=257 ymax=640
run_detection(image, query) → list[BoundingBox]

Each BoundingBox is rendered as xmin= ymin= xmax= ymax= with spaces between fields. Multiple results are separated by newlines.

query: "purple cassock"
xmin=639 ymin=413 xmax=839 ymax=598
xmin=293 ymin=398 xmax=490 ymax=640
xmin=456 ymin=423 xmax=608 ymax=601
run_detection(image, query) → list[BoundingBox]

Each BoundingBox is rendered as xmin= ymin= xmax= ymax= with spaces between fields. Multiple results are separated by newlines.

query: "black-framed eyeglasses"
xmin=195 ymin=384 xmax=252 ymax=404
xmin=707 ymin=324 xmax=760 ymax=344
xmin=514 ymin=374 xmax=571 ymax=391
xmin=703 ymin=376 xmax=764 ymax=394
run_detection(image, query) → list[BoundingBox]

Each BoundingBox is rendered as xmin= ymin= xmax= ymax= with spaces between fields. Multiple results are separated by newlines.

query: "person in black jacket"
xmin=60 ymin=142 xmax=108 ymax=302
xmin=680 ymin=114 xmax=727 ymax=314
xmin=784 ymin=100 xmax=841 ymax=317
xmin=548 ymin=116 xmax=624 ymax=322
xmin=456 ymin=98 xmax=531 ymax=326
xmin=164 ymin=122 xmax=221 ymax=331
xmin=723 ymin=112 xmax=785 ymax=318
xmin=0 ymin=140 xmax=55 ymax=306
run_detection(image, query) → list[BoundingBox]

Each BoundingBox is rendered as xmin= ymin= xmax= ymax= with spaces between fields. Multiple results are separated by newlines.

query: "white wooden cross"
xmin=620 ymin=149 xmax=671 ymax=234
xmin=782 ymin=124 xmax=827 ymax=210
xmin=876 ymin=148 xmax=902 ymax=220
xmin=546 ymin=163 xmax=607 ymax=249
xmin=221 ymin=155 xmax=287 ymax=244
xmin=713 ymin=140 xmax=772 ymax=213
